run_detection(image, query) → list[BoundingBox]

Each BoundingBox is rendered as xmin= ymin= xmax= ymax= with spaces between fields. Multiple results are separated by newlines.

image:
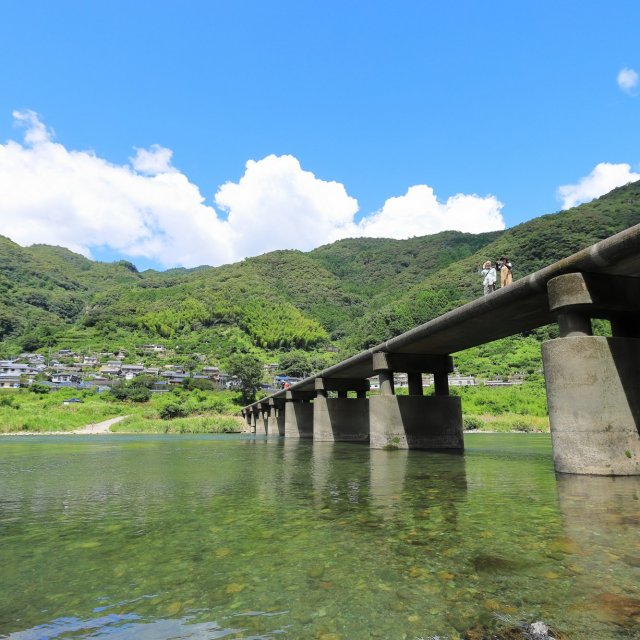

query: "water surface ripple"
xmin=1 ymin=434 xmax=639 ymax=639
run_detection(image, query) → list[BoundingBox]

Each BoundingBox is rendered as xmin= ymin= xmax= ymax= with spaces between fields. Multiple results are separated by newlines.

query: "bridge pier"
xmin=267 ymin=398 xmax=285 ymax=436
xmin=369 ymin=352 xmax=463 ymax=450
xmin=543 ymin=273 xmax=640 ymax=475
xmin=253 ymin=404 xmax=268 ymax=436
xmin=284 ymin=390 xmax=315 ymax=439
xmin=313 ymin=378 xmax=370 ymax=442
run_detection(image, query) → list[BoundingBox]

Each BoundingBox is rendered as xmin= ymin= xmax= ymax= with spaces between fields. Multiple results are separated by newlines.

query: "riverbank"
xmin=0 ymin=388 xmax=244 ymax=434
xmin=0 ymin=415 xmax=129 ymax=436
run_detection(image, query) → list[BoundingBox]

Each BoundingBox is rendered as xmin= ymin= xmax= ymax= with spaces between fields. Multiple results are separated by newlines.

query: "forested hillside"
xmin=345 ymin=180 xmax=640 ymax=350
xmin=1 ymin=181 xmax=639 ymax=376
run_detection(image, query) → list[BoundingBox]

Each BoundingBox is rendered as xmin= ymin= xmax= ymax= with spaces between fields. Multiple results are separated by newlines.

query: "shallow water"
xmin=0 ymin=434 xmax=639 ymax=639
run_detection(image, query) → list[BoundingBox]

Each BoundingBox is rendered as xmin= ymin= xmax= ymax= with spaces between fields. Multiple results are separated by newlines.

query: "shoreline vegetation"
xmin=0 ymin=381 xmax=548 ymax=435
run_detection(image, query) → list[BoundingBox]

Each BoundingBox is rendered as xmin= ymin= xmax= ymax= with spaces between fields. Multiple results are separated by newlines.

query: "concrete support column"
xmin=407 ymin=372 xmax=422 ymax=396
xmin=254 ymin=405 xmax=268 ymax=436
xmin=369 ymin=352 xmax=462 ymax=450
xmin=433 ymin=371 xmax=449 ymax=396
xmin=378 ymin=370 xmax=394 ymax=396
xmin=267 ymin=399 xmax=285 ymax=437
xmin=557 ymin=311 xmax=592 ymax=337
xmin=543 ymin=336 xmax=640 ymax=474
xmin=313 ymin=378 xmax=370 ymax=443
xmin=284 ymin=390 xmax=315 ymax=439
xmin=544 ymin=273 xmax=640 ymax=475
xmin=369 ymin=395 xmax=463 ymax=450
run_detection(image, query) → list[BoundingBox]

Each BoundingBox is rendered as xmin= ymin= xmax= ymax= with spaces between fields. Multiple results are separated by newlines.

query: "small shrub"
xmin=0 ymin=395 xmax=16 ymax=407
xmin=159 ymin=403 xmax=188 ymax=420
xmin=29 ymin=383 xmax=50 ymax=395
xmin=205 ymin=396 xmax=235 ymax=414
xmin=511 ymin=418 xmax=535 ymax=432
xmin=216 ymin=417 xmax=242 ymax=433
xmin=463 ymin=415 xmax=482 ymax=430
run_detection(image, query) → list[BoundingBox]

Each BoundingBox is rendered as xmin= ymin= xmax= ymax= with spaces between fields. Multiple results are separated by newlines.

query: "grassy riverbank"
xmin=0 ymin=378 xmax=548 ymax=434
xmin=455 ymin=377 xmax=549 ymax=432
xmin=0 ymin=388 xmax=245 ymax=434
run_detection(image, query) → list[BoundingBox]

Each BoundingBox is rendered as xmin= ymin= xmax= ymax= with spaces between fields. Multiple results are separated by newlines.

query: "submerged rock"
xmin=463 ymin=620 xmax=569 ymax=640
xmin=470 ymin=553 xmax=527 ymax=573
xmin=589 ymin=591 xmax=640 ymax=627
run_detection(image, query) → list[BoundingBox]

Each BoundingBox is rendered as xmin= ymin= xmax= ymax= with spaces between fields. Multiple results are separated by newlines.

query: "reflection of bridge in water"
xmin=244 ymin=224 xmax=640 ymax=475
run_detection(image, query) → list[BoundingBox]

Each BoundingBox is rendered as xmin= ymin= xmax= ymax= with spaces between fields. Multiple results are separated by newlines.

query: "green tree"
xmin=183 ymin=377 xmax=214 ymax=391
xmin=29 ymin=382 xmax=50 ymax=395
xmin=110 ymin=377 xmax=153 ymax=402
xmin=227 ymin=354 xmax=263 ymax=403
xmin=277 ymin=351 xmax=312 ymax=378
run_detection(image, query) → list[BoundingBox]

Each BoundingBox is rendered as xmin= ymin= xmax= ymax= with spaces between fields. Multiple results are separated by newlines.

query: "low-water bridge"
xmin=243 ymin=223 xmax=640 ymax=476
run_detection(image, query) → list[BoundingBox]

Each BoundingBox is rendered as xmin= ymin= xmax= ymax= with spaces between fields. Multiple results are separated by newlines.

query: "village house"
xmin=50 ymin=372 xmax=82 ymax=385
xmin=20 ymin=353 xmax=45 ymax=365
xmin=0 ymin=362 xmax=32 ymax=376
xmin=85 ymin=375 xmax=113 ymax=388
xmin=142 ymin=344 xmax=166 ymax=354
xmin=0 ymin=375 xmax=21 ymax=389
xmin=484 ymin=376 xmax=525 ymax=387
xmin=164 ymin=372 xmax=190 ymax=385
xmin=99 ymin=365 xmax=121 ymax=376
xmin=121 ymin=364 xmax=145 ymax=379
xmin=162 ymin=364 xmax=185 ymax=373
xmin=449 ymin=374 xmax=477 ymax=387
xmin=202 ymin=366 xmax=220 ymax=380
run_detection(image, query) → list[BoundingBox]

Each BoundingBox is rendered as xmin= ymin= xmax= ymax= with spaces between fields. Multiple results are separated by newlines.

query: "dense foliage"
xmin=226 ymin=354 xmax=264 ymax=403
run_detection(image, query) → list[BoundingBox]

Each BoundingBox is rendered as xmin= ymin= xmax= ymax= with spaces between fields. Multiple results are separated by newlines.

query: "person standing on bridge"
xmin=479 ymin=260 xmax=497 ymax=295
xmin=500 ymin=256 xmax=513 ymax=287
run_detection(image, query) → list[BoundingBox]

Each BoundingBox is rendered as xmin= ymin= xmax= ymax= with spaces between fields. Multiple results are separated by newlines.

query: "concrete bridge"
xmin=243 ymin=223 xmax=640 ymax=476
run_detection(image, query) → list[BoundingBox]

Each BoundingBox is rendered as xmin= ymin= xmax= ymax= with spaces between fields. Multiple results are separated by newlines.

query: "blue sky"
xmin=1 ymin=1 xmax=639 ymax=270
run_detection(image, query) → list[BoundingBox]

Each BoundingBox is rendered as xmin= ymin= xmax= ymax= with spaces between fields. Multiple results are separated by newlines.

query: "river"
xmin=0 ymin=434 xmax=638 ymax=639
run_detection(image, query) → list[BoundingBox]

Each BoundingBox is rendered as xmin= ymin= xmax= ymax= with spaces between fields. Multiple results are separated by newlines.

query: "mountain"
xmin=1 ymin=181 xmax=639 ymax=373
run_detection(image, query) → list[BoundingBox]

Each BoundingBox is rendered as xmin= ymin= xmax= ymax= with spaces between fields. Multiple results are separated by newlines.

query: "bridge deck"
xmin=247 ymin=222 xmax=640 ymax=405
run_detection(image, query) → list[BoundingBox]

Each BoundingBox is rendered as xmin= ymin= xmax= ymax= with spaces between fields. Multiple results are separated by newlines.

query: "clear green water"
xmin=0 ymin=434 xmax=639 ymax=639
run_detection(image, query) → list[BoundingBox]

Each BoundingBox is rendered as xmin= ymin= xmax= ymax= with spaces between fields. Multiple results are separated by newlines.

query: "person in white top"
xmin=479 ymin=260 xmax=497 ymax=295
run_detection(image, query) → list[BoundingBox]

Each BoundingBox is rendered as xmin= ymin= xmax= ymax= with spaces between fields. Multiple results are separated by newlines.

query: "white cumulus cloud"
xmin=1 ymin=111 xmax=233 ymax=267
xmin=557 ymin=162 xmax=640 ymax=210
xmin=215 ymin=154 xmax=359 ymax=257
xmin=355 ymin=185 xmax=504 ymax=238
xmin=130 ymin=144 xmax=176 ymax=175
xmin=617 ymin=67 xmax=639 ymax=94
xmin=0 ymin=110 xmax=508 ymax=268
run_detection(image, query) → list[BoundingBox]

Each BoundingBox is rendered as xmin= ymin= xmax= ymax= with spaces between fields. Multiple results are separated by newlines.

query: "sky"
xmin=1 ymin=1 xmax=639 ymax=271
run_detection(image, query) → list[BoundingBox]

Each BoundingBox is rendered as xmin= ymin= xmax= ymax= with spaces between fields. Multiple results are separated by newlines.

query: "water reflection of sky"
xmin=4 ymin=613 xmax=248 ymax=640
